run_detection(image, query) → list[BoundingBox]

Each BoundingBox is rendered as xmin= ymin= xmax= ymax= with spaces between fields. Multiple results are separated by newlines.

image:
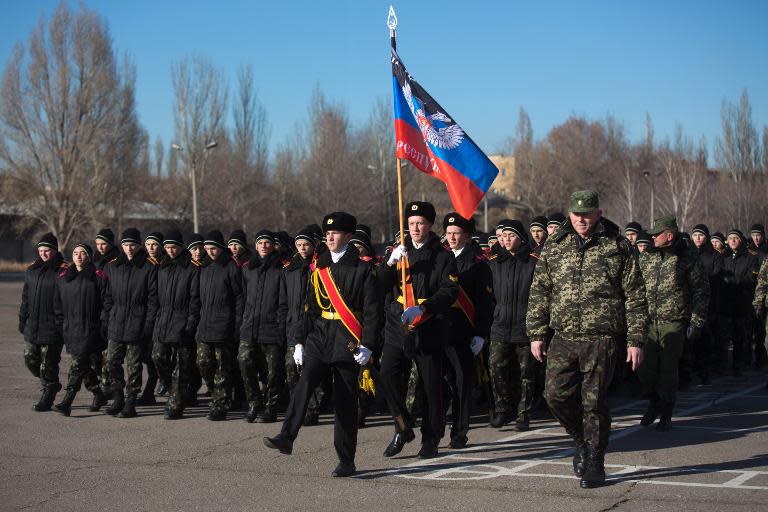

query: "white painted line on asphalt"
xmin=722 ymin=471 xmax=760 ymax=487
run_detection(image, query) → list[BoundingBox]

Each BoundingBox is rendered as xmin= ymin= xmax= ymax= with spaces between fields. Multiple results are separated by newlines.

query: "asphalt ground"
xmin=1 ymin=280 xmax=766 ymax=511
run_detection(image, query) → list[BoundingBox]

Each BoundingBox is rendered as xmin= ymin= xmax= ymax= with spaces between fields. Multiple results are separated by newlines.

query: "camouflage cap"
xmin=568 ymin=190 xmax=599 ymax=214
xmin=647 ymin=213 xmax=678 ymax=235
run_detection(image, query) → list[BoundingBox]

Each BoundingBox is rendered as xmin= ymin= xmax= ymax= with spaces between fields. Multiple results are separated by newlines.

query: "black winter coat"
xmin=196 ymin=249 xmax=244 ymax=344
xmin=721 ymin=245 xmax=758 ymax=316
xmin=489 ymin=243 xmax=538 ymax=344
xmin=240 ymin=252 xmax=288 ymax=345
xmin=697 ymin=243 xmax=724 ymax=319
xmin=152 ymin=251 xmax=201 ymax=344
xmin=284 ymin=253 xmax=311 ymax=347
xmin=378 ymin=232 xmax=459 ymax=355
xmin=102 ymin=250 xmax=158 ymax=344
xmin=19 ymin=252 xmax=67 ymax=345
xmin=448 ymin=243 xmax=494 ymax=344
xmin=299 ymin=245 xmax=381 ymax=363
xmin=93 ymin=246 xmax=119 ymax=271
xmin=54 ymin=263 xmax=106 ymax=356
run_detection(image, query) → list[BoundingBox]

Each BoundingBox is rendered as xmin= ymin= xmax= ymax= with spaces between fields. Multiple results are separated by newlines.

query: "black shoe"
xmin=105 ymin=392 xmax=124 ymax=416
xmin=89 ymin=389 xmax=108 ymax=412
xmin=514 ymin=419 xmax=530 ymax=432
xmin=303 ymin=413 xmax=319 ymax=426
xmin=185 ymin=391 xmax=199 ymax=407
xmin=490 ymin=412 xmax=514 ymax=428
xmin=331 ymin=461 xmax=356 ymax=477
xmin=256 ymin=408 xmax=277 ymax=423
xmin=207 ymin=408 xmax=227 ymax=421
xmin=230 ymin=399 xmax=245 ymax=411
xmin=580 ymin=448 xmax=606 ymax=488
xmin=135 ymin=389 xmax=157 ymax=406
xmin=164 ymin=407 xmax=183 ymax=420
xmin=383 ymin=429 xmax=415 ymax=457
xmin=244 ymin=404 xmax=259 ymax=423
xmin=417 ymin=441 xmax=439 ymax=459
xmin=32 ymin=387 xmax=58 ymax=412
xmin=572 ymin=440 xmax=587 ymax=477
xmin=156 ymin=381 xmax=169 ymax=397
xmin=449 ymin=435 xmax=467 ymax=449
xmin=118 ymin=397 xmax=137 ymax=418
xmin=53 ymin=391 xmax=76 ymax=417
xmin=656 ymin=415 xmax=672 ymax=432
xmin=640 ymin=404 xmax=658 ymax=427
xmin=263 ymin=435 xmax=293 ymax=455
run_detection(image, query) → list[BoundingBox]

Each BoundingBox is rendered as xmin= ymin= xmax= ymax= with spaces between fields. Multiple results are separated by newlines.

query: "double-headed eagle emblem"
xmin=402 ymin=81 xmax=465 ymax=151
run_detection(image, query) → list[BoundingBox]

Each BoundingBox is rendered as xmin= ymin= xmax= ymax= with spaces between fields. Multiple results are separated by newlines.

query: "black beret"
xmin=323 ymin=212 xmax=357 ymax=234
xmin=530 ymin=215 xmax=548 ymax=230
xmin=121 ymin=228 xmax=141 ymax=245
xmin=295 ymin=226 xmax=318 ymax=245
xmin=727 ymin=228 xmax=745 ymax=240
xmin=750 ymin=223 xmax=765 ymax=235
xmin=187 ymin=233 xmax=204 ymax=250
xmin=477 ymin=232 xmax=490 ymax=248
xmin=163 ymin=229 xmax=184 ymax=247
xmin=488 ymin=234 xmax=498 ymax=243
xmin=73 ymin=242 xmax=94 ymax=260
xmin=636 ymin=231 xmax=652 ymax=244
xmin=405 ymin=201 xmax=436 ymax=224
xmin=625 ymin=221 xmax=642 ymax=234
xmin=254 ymin=229 xmax=276 ymax=244
xmin=356 ymin=224 xmax=372 ymax=238
xmin=145 ymin=232 xmax=163 ymax=244
xmin=711 ymin=232 xmax=725 ymax=243
xmin=443 ymin=212 xmax=475 ymax=233
xmin=502 ymin=220 xmax=529 ymax=243
xmin=275 ymin=231 xmax=293 ymax=249
xmin=228 ymin=229 xmax=248 ymax=248
xmin=95 ymin=228 xmax=115 ymax=246
xmin=351 ymin=231 xmax=373 ymax=255
xmin=37 ymin=232 xmax=58 ymax=251
xmin=691 ymin=224 xmax=709 ymax=238
xmin=547 ymin=213 xmax=566 ymax=226
xmin=204 ymin=230 xmax=226 ymax=249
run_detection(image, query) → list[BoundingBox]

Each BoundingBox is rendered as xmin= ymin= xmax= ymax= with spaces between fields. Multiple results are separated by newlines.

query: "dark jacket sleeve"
xmin=361 ymin=264 xmax=382 ymax=351
xmin=232 ymin=265 xmax=245 ymax=333
xmin=277 ymin=271 xmax=288 ymax=346
xmin=186 ymin=268 xmax=201 ymax=337
xmin=292 ymin=273 xmax=313 ymax=345
xmin=19 ymin=278 xmax=29 ymax=334
xmin=143 ymin=266 xmax=159 ymax=339
xmin=474 ymin=262 xmax=494 ymax=340
xmin=101 ymin=272 xmax=113 ymax=328
xmin=423 ymin=252 xmax=459 ymax=315
xmin=53 ymin=281 xmax=64 ymax=332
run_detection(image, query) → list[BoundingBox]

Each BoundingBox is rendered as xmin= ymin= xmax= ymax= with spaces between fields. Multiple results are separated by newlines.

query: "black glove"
xmin=686 ymin=324 xmax=702 ymax=341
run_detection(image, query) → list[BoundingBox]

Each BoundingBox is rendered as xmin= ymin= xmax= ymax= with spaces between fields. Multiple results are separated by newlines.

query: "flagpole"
xmin=389 ymin=6 xmax=408 ymax=312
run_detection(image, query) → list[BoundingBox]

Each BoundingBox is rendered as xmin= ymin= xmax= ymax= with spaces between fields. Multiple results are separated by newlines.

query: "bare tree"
xmin=656 ymin=126 xmax=707 ymax=231
xmin=153 ymin=136 xmax=164 ymax=177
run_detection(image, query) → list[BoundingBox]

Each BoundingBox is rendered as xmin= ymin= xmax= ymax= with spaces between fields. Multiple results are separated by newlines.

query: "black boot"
xmin=656 ymin=414 xmax=672 ymax=432
xmin=490 ymin=411 xmax=514 ymax=428
xmin=417 ymin=440 xmax=439 ymax=459
xmin=136 ymin=384 xmax=157 ymax=406
xmin=118 ymin=396 xmax=137 ymax=418
xmin=514 ymin=417 xmax=530 ymax=432
xmin=303 ymin=410 xmax=319 ymax=426
xmin=105 ymin=390 xmax=124 ymax=416
xmin=256 ymin=406 xmax=277 ymax=423
xmin=156 ymin=380 xmax=169 ymax=397
xmin=53 ymin=390 xmax=77 ymax=417
xmin=640 ymin=402 xmax=658 ymax=426
xmin=263 ymin=435 xmax=293 ymax=455
xmin=572 ymin=439 xmax=588 ymax=477
xmin=331 ymin=461 xmax=356 ymax=477
xmin=244 ymin=403 xmax=259 ymax=423
xmin=580 ymin=447 xmax=606 ymax=488
xmin=33 ymin=387 xmax=58 ymax=412
xmin=383 ymin=428 xmax=415 ymax=457
xmin=89 ymin=389 xmax=109 ymax=412
xmin=164 ymin=406 xmax=183 ymax=420
xmin=207 ymin=407 xmax=227 ymax=421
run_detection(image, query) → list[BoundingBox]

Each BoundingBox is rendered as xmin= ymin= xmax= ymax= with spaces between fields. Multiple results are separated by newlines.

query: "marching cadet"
xmin=488 ymin=220 xmax=538 ymax=431
xmin=186 ymin=232 xmax=209 ymax=404
xmin=378 ymin=201 xmax=458 ymax=459
xmin=52 ymin=243 xmax=107 ymax=416
xmin=748 ymin=224 xmax=768 ymax=261
xmin=102 ymin=228 xmax=159 ymax=418
xmin=624 ymin=222 xmax=642 ymax=246
xmin=529 ymin=215 xmax=548 ymax=256
xmin=547 ymin=213 xmax=566 ymax=236
xmin=92 ymin=228 xmax=119 ymax=408
xmin=690 ymin=224 xmax=723 ymax=384
xmin=188 ymin=233 xmax=209 ymax=267
xmin=636 ymin=232 xmax=652 ymax=253
xmin=527 ymin=190 xmax=647 ymax=489
xmin=711 ymin=232 xmax=726 ymax=254
xmin=227 ymin=229 xmax=249 ymax=409
xmin=443 ymin=213 xmax=493 ymax=448
xmin=20 ymin=233 xmax=68 ymax=411
xmin=138 ymin=232 xmax=165 ymax=403
xmin=748 ymin=224 xmax=768 ymax=368
xmin=637 ymin=215 xmax=709 ymax=431
xmin=94 ymin=229 xmax=119 ymax=270
xmin=196 ymin=230 xmax=244 ymax=421
xmin=228 ymin=230 xmax=252 ymax=268
xmin=752 ymin=254 xmax=768 ymax=387
xmin=239 ymin=230 xmax=288 ymax=423
xmin=151 ymin=230 xmax=201 ymax=420
xmin=264 ymin=212 xmax=381 ymax=478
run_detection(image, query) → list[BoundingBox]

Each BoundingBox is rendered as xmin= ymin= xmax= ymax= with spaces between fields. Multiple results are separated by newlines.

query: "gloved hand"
xmin=293 ymin=344 xmax=304 ymax=366
xmin=387 ymin=245 xmax=408 ymax=266
xmin=756 ymin=307 xmax=765 ymax=321
xmin=685 ymin=324 xmax=702 ymax=341
xmin=470 ymin=336 xmax=485 ymax=355
xmin=401 ymin=305 xmax=424 ymax=326
xmin=354 ymin=345 xmax=372 ymax=365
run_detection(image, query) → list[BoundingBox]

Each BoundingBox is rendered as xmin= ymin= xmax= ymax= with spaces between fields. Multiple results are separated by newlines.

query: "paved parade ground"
xmin=1 ymin=280 xmax=766 ymax=511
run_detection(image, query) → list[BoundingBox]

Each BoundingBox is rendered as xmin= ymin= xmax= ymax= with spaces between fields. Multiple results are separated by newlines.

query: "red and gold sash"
xmin=455 ymin=285 xmax=476 ymax=327
xmin=314 ymin=265 xmax=362 ymax=344
xmin=397 ymin=257 xmax=432 ymax=329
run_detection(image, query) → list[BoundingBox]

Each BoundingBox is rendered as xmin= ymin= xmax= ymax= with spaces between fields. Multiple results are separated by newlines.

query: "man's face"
xmin=625 ymin=231 xmax=638 ymax=244
xmin=501 ymin=231 xmax=522 ymax=253
xmin=165 ymin=244 xmax=182 ymax=259
xmin=256 ymin=239 xmax=275 ymax=258
xmin=295 ymin=239 xmax=314 ymax=259
xmin=228 ymin=242 xmax=244 ymax=258
xmin=752 ymin=232 xmax=764 ymax=247
xmin=72 ymin=247 xmax=90 ymax=268
xmin=38 ymin=247 xmax=54 ymax=262
xmin=122 ymin=242 xmax=139 ymax=260
xmin=530 ymin=226 xmax=547 ymax=246
xmin=711 ymin=239 xmax=724 ymax=252
xmin=205 ymin=245 xmax=223 ymax=260
xmin=95 ymin=240 xmax=110 ymax=255
xmin=408 ymin=216 xmax=432 ymax=245
xmin=445 ymin=226 xmax=470 ymax=251
xmin=547 ymin=224 xmax=559 ymax=236
xmin=488 ymin=238 xmax=498 ymax=247
xmin=145 ymin=240 xmax=161 ymax=258
xmin=727 ymin=234 xmax=742 ymax=251
xmin=325 ymin=230 xmax=353 ymax=252
xmin=692 ymin=232 xmax=707 ymax=248
xmin=189 ymin=245 xmax=204 ymax=261
xmin=569 ymin=209 xmax=602 ymax=238
xmin=653 ymin=230 xmax=675 ymax=249
xmin=637 ymin=242 xmax=649 ymax=253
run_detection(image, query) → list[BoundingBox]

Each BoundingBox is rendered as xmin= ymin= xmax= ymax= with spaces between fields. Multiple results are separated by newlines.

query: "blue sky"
xmin=1 ymin=1 xmax=766 ymax=159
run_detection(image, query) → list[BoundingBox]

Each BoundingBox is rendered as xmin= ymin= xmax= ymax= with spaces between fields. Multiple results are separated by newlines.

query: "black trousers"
xmin=380 ymin=343 xmax=444 ymax=445
xmin=280 ymin=356 xmax=359 ymax=465
xmin=444 ymin=343 xmax=474 ymax=441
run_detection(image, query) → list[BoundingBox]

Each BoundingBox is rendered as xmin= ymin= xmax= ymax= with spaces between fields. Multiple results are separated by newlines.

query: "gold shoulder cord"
xmin=312 ymin=269 xmax=333 ymax=312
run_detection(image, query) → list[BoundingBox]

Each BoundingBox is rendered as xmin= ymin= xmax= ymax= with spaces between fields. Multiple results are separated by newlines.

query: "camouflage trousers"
xmin=197 ymin=342 xmax=232 ymax=410
xmin=24 ymin=342 xmax=63 ymax=391
xmin=285 ymin=345 xmax=324 ymax=418
xmin=544 ymin=336 xmax=617 ymax=452
xmin=489 ymin=341 xmax=534 ymax=420
xmin=106 ymin=341 xmax=143 ymax=398
xmin=64 ymin=352 xmax=102 ymax=394
xmin=405 ymin=361 xmax=423 ymax=415
xmin=238 ymin=341 xmax=284 ymax=410
xmin=638 ymin=321 xmax=685 ymax=414
xmin=153 ymin=341 xmax=195 ymax=411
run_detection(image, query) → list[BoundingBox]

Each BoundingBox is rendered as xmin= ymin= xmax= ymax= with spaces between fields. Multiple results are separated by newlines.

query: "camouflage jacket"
xmin=526 ymin=217 xmax=648 ymax=346
xmin=639 ymin=236 xmax=709 ymax=328
xmin=752 ymin=258 xmax=768 ymax=310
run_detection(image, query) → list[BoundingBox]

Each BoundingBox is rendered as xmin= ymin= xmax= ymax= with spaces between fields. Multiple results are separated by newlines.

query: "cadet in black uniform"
xmin=138 ymin=232 xmax=165 ymax=404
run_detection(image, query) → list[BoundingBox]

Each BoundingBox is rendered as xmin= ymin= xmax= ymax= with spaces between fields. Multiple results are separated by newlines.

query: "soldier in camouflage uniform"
xmin=637 ymin=215 xmax=709 ymax=431
xmin=751 ymin=256 xmax=768 ymax=388
xmin=527 ymin=190 xmax=647 ymax=489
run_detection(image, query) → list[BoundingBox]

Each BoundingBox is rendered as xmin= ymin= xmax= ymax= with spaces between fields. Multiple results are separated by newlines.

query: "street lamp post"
xmin=643 ymin=170 xmax=655 ymax=227
xmin=172 ymin=141 xmax=217 ymax=233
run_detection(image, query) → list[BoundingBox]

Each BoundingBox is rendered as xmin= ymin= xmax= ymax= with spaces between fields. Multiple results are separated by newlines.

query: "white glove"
xmin=354 ymin=345 xmax=372 ymax=365
xmin=293 ymin=344 xmax=304 ymax=366
xmin=387 ymin=245 xmax=408 ymax=266
xmin=470 ymin=336 xmax=485 ymax=356
xmin=401 ymin=305 xmax=423 ymax=326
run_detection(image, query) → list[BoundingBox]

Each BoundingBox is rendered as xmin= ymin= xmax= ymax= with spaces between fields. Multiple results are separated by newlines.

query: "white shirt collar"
xmin=412 ymin=241 xmax=425 ymax=249
xmin=331 ymin=244 xmax=348 ymax=263
xmin=452 ymin=246 xmax=465 ymax=257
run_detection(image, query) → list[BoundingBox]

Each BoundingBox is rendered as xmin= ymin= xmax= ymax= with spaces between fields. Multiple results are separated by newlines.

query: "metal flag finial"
xmin=387 ymin=6 xmax=398 ymax=30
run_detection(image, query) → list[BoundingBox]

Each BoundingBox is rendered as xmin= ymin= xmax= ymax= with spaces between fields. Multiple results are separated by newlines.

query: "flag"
xmin=391 ymin=47 xmax=498 ymax=219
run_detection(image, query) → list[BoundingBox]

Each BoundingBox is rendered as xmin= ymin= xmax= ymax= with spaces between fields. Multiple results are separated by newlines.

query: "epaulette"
xmin=529 ymin=251 xmax=540 ymax=260
xmin=191 ymin=259 xmax=201 ymax=267
xmin=282 ymin=259 xmax=291 ymax=268
xmin=474 ymin=253 xmax=487 ymax=262
xmin=487 ymin=253 xmax=498 ymax=261
xmin=359 ymin=255 xmax=373 ymax=262
xmin=95 ymin=269 xmax=107 ymax=279
xmin=148 ymin=256 xmax=159 ymax=265
xmin=57 ymin=269 xmax=67 ymax=278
